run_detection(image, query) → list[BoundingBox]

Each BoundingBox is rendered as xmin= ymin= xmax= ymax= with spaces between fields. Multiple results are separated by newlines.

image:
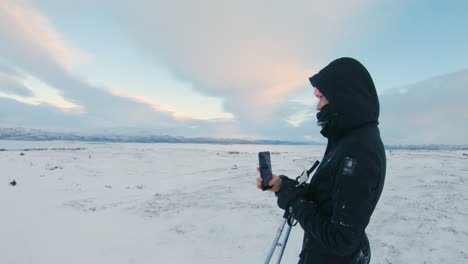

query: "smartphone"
xmin=258 ymin=151 xmax=273 ymax=190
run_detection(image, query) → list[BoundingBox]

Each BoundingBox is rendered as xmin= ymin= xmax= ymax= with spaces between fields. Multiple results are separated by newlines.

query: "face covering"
xmin=316 ymin=104 xmax=342 ymax=138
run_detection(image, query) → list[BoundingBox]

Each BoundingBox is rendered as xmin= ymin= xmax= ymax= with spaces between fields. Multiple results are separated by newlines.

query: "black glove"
xmin=276 ymin=176 xmax=303 ymax=210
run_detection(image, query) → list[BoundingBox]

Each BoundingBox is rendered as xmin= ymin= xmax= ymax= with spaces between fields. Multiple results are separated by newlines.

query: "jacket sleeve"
xmin=290 ymin=157 xmax=381 ymax=256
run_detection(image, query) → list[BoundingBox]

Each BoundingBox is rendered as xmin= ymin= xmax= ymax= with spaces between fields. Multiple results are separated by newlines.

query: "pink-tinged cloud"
xmin=108 ymin=88 xmax=234 ymax=122
xmin=108 ymin=89 xmax=175 ymax=112
xmin=0 ymin=0 xmax=203 ymax=132
xmin=115 ymin=0 xmax=379 ymax=125
xmin=0 ymin=0 xmax=87 ymax=69
xmin=40 ymin=101 xmax=86 ymax=114
xmin=0 ymin=72 xmax=34 ymax=97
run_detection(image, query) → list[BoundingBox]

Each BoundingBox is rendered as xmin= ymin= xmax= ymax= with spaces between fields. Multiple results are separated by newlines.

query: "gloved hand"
xmin=276 ymin=176 xmax=303 ymax=210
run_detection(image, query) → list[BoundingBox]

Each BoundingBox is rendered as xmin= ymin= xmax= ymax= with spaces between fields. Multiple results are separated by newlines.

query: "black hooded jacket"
xmin=288 ymin=58 xmax=386 ymax=263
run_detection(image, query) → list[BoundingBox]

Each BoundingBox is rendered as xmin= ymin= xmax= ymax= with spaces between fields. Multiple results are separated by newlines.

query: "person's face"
xmin=316 ymin=95 xmax=329 ymax=111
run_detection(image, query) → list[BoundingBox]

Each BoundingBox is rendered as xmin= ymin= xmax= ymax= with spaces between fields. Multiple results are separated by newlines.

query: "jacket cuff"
xmin=275 ymin=175 xmax=292 ymax=197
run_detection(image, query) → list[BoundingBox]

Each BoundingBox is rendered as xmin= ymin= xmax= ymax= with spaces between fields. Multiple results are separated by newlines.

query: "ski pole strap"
xmin=296 ymin=160 xmax=320 ymax=186
xmin=307 ymin=160 xmax=320 ymax=176
xmin=287 ymin=215 xmax=298 ymax=226
xmin=284 ymin=206 xmax=298 ymax=226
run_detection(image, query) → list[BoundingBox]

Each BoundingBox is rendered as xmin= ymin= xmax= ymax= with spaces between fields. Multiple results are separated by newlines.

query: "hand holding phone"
xmin=258 ymin=151 xmax=273 ymax=190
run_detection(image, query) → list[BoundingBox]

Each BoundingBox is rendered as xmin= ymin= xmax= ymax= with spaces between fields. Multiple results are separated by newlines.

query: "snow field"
xmin=1 ymin=141 xmax=467 ymax=263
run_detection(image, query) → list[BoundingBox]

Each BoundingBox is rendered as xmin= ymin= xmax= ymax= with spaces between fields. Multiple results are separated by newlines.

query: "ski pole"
xmin=264 ymin=161 xmax=320 ymax=264
xmin=275 ymin=221 xmax=292 ymax=264
xmin=264 ymin=218 xmax=287 ymax=264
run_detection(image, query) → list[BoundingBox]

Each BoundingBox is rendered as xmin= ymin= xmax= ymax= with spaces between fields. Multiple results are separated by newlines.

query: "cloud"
xmin=0 ymin=61 xmax=22 ymax=77
xmin=0 ymin=0 xmax=215 ymax=133
xmin=379 ymin=69 xmax=468 ymax=144
xmin=0 ymin=97 xmax=88 ymax=130
xmin=0 ymin=0 xmax=371 ymax=142
xmin=113 ymin=0 xmax=378 ymax=127
xmin=41 ymin=101 xmax=85 ymax=114
xmin=107 ymin=88 xmax=224 ymax=121
xmin=0 ymin=0 xmax=87 ymax=69
xmin=11 ymin=0 xmax=454 ymax=144
xmin=0 ymin=72 xmax=34 ymax=97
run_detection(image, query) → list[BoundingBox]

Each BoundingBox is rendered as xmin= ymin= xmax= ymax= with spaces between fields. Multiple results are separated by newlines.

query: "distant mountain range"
xmin=2 ymin=127 xmax=468 ymax=151
xmin=0 ymin=127 xmax=314 ymax=145
xmin=384 ymin=144 xmax=468 ymax=151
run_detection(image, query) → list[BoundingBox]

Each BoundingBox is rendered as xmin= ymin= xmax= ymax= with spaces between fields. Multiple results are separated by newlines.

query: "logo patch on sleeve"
xmin=342 ymin=157 xmax=357 ymax=176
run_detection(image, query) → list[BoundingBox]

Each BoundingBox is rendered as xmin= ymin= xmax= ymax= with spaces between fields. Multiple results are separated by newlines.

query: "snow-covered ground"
xmin=1 ymin=141 xmax=467 ymax=263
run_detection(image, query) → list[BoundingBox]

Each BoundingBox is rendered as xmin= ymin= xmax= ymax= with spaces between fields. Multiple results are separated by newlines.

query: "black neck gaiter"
xmin=316 ymin=104 xmax=344 ymax=139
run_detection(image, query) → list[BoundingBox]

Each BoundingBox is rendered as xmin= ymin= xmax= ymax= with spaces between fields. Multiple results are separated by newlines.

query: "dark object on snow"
xmin=9 ymin=180 xmax=17 ymax=186
xmin=463 ymin=153 xmax=468 ymax=156
xmin=20 ymin=153 xmax=25 ymax=156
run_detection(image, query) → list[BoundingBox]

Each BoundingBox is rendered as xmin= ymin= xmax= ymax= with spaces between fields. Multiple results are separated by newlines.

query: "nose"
xmin=316 ymin=101 xmax=321 ymax=111
xmin=316 ymin=97 xmax=329 ymax=110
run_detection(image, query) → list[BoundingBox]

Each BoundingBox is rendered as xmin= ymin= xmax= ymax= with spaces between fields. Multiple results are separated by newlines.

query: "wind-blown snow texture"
xmin=1 ymin=141 xmax=467 ymax=263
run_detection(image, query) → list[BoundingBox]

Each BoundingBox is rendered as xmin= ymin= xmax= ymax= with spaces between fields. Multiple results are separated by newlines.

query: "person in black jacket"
xmin=257 ymin=57 xmax=386 ymax=263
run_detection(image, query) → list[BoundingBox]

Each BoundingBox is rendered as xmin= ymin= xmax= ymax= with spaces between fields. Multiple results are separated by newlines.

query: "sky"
xmin=1 ymin=0 xmax=467 ymax=144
